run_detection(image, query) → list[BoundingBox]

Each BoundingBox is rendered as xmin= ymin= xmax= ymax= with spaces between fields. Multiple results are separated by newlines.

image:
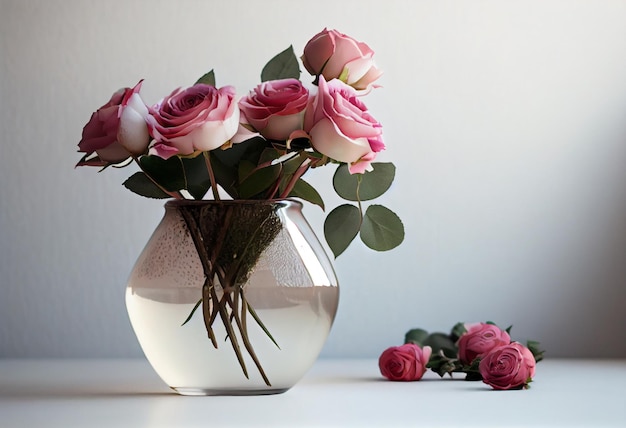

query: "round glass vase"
xmin=125 ymin=199 xmax=339 ymax=396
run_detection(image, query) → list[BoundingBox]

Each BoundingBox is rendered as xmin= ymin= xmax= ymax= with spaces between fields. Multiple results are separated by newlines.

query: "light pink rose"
xmin=238 ymin=78 xmax=309 ymax=141
xmin=457 ymin=323 xmax=511 ymax=365
xmin=301 ymin=28 xmax=382 ymax=92
xmin=303 ymin=77 xmax=384 ymax=174
xmin=479 ymin=342 xmax=536 ymax=390
xmin=77 ymin=80 xmax=150 ymax=166
xmin=148 ymin=84 xmax=240 ymax=159
xmin=379 ymin=343 xmax=432 ymax=381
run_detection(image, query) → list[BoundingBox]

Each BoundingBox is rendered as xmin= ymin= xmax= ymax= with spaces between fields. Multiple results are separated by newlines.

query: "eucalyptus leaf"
xmin=261 ymin=46 xmax=300 ymax=82
xmin=288 ymin=178 xmax=324 ymax=210
xmin=195 ymin=70 xmax=216 ymax=86
xmin=123 ymin=172 xmax=170 ymax=199
xmin=238 ymin=164 xmax=281 ymax=199
xmin=333 ymin=163 xmax=396 ymax=201
xmin=324 ymin=204 xmax=361 ymax=258
xmin=360 ymin=205 xmax=404 ymax=251
xmin=280 ymin=152 xmax=308 ymax=175
xmin=139 ymin=155 xmax=186 ymax=192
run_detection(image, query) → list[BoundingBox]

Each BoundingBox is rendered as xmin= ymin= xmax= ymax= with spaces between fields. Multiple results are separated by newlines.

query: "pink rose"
xmin=378 ymin=343 xmax=432 ymax=381
xmin=479 ymin=342 xmax=536 ymax=390
xmin=303 ymin=77 xmax=384 ymax=174
xmin=238 ymin=78 xmax=309 ymax=141
xmin=148 ymin=84 xmax=239 ymax=159
xmin=457 ymin=323 xmax=511 ymax=365
xmin=77 ymin=80 xmax=150 ymax=166
xmin=301 ymin=28 xmax=382 ymax=92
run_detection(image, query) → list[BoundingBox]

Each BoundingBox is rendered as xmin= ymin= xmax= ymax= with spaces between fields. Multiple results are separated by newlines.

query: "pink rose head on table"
xmin=457 ymin=322 xmax=511 ymax=366
xmin=379 ymin=343 xmax=432 ymax=381
xmin=479 ymin=342 xmax=537 ymax=390
xmin=383 ymin=321 xmax=544 ymax=389
xmin=76 ymin=28 xmax=403 ymax=257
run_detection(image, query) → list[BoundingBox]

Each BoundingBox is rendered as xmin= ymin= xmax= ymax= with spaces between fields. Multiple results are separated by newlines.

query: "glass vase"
xmin=125 ymin=199 xmax=339 ymax=395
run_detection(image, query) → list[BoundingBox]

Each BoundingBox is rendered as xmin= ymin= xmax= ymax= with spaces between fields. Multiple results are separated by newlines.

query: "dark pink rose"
xmin=77 ymin=80 xmax=150 ymax=166
xmin=379 ymin=343 xmax=432 ymax=381
xmin=301 ymin=28 xmax=382 ymax=92
xmin=303 ymin=76 xmax=384 ymax=174
xmin=457 ymin=323 xmax=511 ymax=365
xmin=479 ymin=342 xmax=536 ymax=390
xmin=238 ymin=78 xmax=309 ymax=141
xmin=148 ymin=84 xmax=239 ymax=159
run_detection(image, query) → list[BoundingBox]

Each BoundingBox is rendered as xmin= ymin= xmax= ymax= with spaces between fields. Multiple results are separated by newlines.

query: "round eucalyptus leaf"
xmin=324 ymin=204 xmax=361 ymax=258
xmin=360 ymin=205 xmax=404 ymax=251
xmin=333 ymin=163 xmax=396 ymax=201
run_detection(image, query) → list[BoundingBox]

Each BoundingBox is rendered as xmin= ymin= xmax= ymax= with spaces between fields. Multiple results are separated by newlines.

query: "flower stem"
xmin=356 ymin=175 xmax=364 ymax=228
xmin=279 ymin=157 xmax=312 ymax=198
xmin=203 ymin=151 xmax=220 ymax=201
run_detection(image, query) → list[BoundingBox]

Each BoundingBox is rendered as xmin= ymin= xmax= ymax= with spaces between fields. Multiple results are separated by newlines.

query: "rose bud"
xmin=379 ymin=343 xmax=432 ymax=381
xmin=77 ymin=80 xmax=150 ymax=166
xmin=479 ymin=342 xmax=536 ymax=390
xmin=301 ymin=28 xmax=382 ymax=92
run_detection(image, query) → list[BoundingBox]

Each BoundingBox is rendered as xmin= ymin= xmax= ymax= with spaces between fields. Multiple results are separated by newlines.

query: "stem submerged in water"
xmin=179 ymin=203 xmax=280 ymax=387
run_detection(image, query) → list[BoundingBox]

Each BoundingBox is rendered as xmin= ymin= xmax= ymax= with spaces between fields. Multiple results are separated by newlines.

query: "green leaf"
xmin=259 ymin=147 xmax=281 ymax=165
xmin=209 ymin=138 xmax=268 ymax=199
xmin=427 ymin=353 xmax=463 ymax=378
xmin=195 ymin=70 xmax=216 ymax=86
xmin=333 ymin=163 xmax=396 ymax=202
xmin=212 ymin=137 xmax=267 ymax=168
xmin=526 ymin=340 xmax=545 ymax=363
xmin=324 ymin=204 xmax=361 ymax=258
xmin=360 ymin=205 xmax=404 ymax=251
xmin=424 ymin=333 xmax=457 ymax=358
xmin=238 ymin=164 xmax=281 ymax=199
xmin=405 ymin=328 xmax=428 ymax=346
xmin=261 ymin=46 xmax=300 ymax=82
xmin=139 ymin=155 xmax=186 ymax=192
xmin=450 ymin=322 xmax=467 ymax=342
xmin=122 ymin=172 xmax=170 ymax=199
xmin=181 ymin=299 xmax=202 ymax=326
xmin=181 ymin=155 xmax=210 ymax=200
xmin=281 ymin=152 xmax=308 ymax=175
xmin=209 ymin=151 xmax=239 ymax=198
xmin=288 ymin=178 xmax=325 ymax=210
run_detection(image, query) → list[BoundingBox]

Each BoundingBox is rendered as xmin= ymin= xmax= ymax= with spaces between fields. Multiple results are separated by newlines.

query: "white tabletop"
xmin=1 ymin=358 xmax=624 ymax=427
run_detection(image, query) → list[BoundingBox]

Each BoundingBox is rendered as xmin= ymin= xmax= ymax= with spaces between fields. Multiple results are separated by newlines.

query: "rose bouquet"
xmin=380 ymin=321 xmax=544 ymax=389
xmin=77 ymin=28 xmax=403 ymax=258
xmin=76 ymin=29 xmax=404 ymax=386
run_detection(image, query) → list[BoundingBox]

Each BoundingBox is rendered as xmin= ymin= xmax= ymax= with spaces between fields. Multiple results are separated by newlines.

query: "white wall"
xmin=1 ymin=0 xmax=626 ymax=358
